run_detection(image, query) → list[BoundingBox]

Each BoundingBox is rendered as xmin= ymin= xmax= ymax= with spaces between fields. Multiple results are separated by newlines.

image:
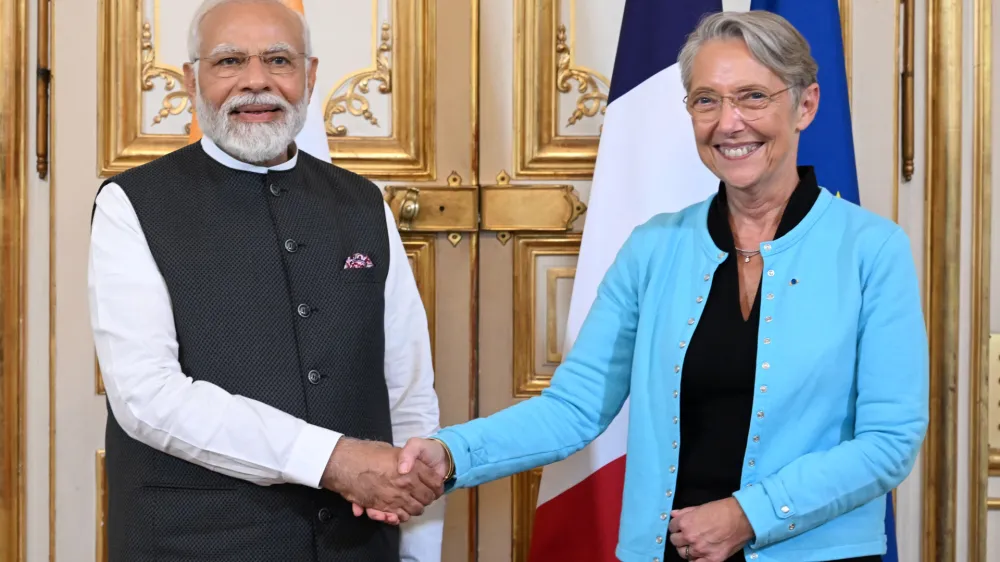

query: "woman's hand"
xmin=667 ymin=498 xmax=754 ymax=561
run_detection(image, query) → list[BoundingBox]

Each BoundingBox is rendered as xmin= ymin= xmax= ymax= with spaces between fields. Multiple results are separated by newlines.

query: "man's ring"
xmin=684 ymin=545 xmax=691 ymax=559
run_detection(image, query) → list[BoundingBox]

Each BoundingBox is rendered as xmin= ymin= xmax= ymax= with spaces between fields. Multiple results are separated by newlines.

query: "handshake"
xmin=319 ymin=436 xmax=451 ymax=525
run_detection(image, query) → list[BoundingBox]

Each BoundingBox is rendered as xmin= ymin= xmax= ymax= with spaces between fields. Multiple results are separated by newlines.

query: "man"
xmin=88 ymin=0 xmax=444 ymax=560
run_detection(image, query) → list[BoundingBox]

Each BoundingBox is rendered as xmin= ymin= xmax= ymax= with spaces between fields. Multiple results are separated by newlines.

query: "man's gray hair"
xmin=678 ymin=11 xmax=818 ymax=97
xmin=187 ymin=0 xmax=312 ymax=61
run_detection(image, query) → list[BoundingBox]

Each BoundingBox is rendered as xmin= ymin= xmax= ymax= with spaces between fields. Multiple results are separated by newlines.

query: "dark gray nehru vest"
xmin=97 ymin=143 xmax=399 ymax=562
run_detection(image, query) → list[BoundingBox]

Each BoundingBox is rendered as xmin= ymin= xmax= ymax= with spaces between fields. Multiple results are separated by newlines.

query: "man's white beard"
xmin=195 ymin=83 xmax=309 ymax=165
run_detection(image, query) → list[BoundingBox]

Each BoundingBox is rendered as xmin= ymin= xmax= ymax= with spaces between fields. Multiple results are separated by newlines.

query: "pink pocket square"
xmin=344 ymin=253 xmax=374 ymax=269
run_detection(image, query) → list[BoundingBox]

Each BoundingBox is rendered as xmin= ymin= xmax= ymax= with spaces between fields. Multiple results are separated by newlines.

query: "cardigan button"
xmin=661 ymin=513 xmax=667 ymax=520
xmin=761 ymin=362 xmax=770 ymax=369
xmin=753 ymin=435 xmax=760 ymax=443
xmin=789 ymin=523 xmax=796 ymax=530
xmin=679 ymin=341 xmax=686 ymax=349
xmin=748 ymin=459 xmax=755 ymax=467
xmin=757 ymin=411 xmax=765 ymax=419
xmin=760 ymin=385 xmax=768 ymax=393
xmin=673 ymin=416 xmax=678 ymax=424
xmin=669 ymin=466 xmax=676 ymax=473
xmin=656 ymin=536 xmax=663 ymax=544
xmin=766 ymin=293 xmax=774 ymax=300
xmin=703 ymin=273 xmax=710 ymax=281
xmin=673 ymin=390 xmax=679 ymax=398
xmin=674 ymin=365 xmax=680 ymax=373
xmin=696 ymin=296 xmax=704 ymax=303
xmin=687 ymin=318 xmax=695 ymax=325
xmin=672 ymin=441 xmax=678 ymax=449
xmin=666 ymin=490 xmax=672 ymax=497
xmin=763 ymin=337 xmax=771 ymax=344
xmin=767 ymin=269 xmax=775 ymax=277
xmin=781 ymin=506 xmax=790 ymax=513
xmin=765 ymin=316 xmax=772 ymax=322
xmin=763 ymin=244 xmax=772 ymax=251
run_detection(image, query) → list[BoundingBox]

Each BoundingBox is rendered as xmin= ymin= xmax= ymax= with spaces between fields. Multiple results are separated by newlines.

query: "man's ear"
xmin=183 ymin=62 xmax=197 ymax=101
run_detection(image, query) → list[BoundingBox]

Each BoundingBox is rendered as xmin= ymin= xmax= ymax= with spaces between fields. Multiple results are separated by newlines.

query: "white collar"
xmin=200 ymin=135 xmax=298 ymax=174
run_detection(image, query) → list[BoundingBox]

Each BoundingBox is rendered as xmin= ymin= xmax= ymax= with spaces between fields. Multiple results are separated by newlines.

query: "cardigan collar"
xmin=696 ymin=166 xmax=834 ymax=263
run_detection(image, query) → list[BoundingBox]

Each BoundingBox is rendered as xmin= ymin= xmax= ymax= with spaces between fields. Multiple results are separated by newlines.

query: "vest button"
xmin=269 ymin=184 xmax=281 ymax=197
xmin=297 ymin=304 xmax=311 ymax=318
xmin=284 ymin=239 xmax=298 ymax=253
xmin=307 ymin=370 xmax=321 ymax=384
xmin=317 ymin=507 xmax=332 ymax=522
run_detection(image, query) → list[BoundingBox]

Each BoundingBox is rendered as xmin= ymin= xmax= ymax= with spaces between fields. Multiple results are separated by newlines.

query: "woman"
xmin=369 ymin=10 xmax=928 ymax=562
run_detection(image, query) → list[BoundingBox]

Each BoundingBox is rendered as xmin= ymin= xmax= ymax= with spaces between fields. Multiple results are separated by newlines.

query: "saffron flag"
xmin=188 ymin=0 xmax=331 ymax=162
xmin=527 ymin=2 xmax=723 ymax=561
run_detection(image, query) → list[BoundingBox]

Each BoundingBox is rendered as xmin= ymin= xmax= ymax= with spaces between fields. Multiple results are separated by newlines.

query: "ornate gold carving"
xmin=555 ymin=24 xmax=608 ymax=127
xmin=447 ymin=171 xmax=462 ymax=186
xmin=513 ymin=235 xmax=581 ymax=397
xmin=511 ymin=468 xmax=543 ymax=562
xmin=99 ymin=0 xmax=436 ymax=180
xmin=403 ymin=235 xmax=436 ymax=352
xmin=447 ymin=233 xmax=463 ymax=247
xmin=922 ymin=2 xmax=962 ymax=560
xmin=325 ymin=22 xmax=392 ymax=136
xmin=97 ymin=450 xmax=107 ymax=562
xmin=141 ymin=22 xmax=191 ymax=130
xmin=990 ymin=334 xmax=1000 ymax=475
xmin=546 ymin=267 xmax=575 ymax=364
xmin=0 ymin=0 xmax=27 ymax=555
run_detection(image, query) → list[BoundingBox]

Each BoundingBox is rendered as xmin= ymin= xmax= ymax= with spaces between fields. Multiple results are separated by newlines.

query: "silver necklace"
xmin=734 ymin=246 xmax=760 ymax=263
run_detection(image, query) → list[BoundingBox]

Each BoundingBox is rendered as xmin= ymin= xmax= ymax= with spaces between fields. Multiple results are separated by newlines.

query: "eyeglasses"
xmin=683 ymin=87 xmax=792 ymax=122
xmin=194 ymin=51 xmax=307 ymax=78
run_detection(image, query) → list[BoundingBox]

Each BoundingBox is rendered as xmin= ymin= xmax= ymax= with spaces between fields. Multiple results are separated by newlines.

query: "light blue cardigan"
xmin=435 ymin=188 xmax=929 ymax=562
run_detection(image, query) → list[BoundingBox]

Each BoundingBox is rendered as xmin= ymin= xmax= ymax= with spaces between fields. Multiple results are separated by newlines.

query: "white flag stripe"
xmin=535 ymin=63 xmax=718 ymax=506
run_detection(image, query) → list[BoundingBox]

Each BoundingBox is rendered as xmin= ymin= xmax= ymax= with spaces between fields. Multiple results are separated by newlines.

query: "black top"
xmin=664 ymin=168 xmax=880 ymax=562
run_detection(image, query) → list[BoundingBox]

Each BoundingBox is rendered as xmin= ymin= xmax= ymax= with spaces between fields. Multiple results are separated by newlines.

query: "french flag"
xmin=527 ymin=1 xmax=722 ymax=560
xmin=528 ymin=1 xmax=895 ymax=561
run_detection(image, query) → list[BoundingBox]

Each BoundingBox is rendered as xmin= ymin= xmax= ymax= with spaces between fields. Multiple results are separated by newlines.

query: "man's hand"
xmin=320 ymin=437 xmax=444 ymax=523
xmin=667 ymin=498 xmax=754 ymax=562
xmin=351 ymin=437 xmax=451 ymax=525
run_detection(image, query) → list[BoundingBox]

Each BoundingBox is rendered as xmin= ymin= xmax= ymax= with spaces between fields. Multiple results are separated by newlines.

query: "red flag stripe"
xmin=528 ymin=456 xmax=627 ymax=562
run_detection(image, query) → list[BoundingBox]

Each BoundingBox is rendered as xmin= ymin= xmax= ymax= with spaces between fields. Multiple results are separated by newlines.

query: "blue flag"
xmin=749 ymin=0 xmax=860 ymax=204
xmin=749 ymin=2 xmax=896 ymax=561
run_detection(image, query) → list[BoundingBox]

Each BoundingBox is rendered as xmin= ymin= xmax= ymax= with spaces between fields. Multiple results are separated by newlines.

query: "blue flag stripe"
xmin=607 ymin=0 xmax=723 ymax=104
xmin=748 ymin=0 xmax=860 ymax=203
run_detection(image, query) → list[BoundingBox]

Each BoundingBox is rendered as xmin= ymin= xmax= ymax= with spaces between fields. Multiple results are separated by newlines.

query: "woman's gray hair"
xmin=678 ymin=11 xmax=818 ymax=98
xmin=187 ymin=0 xmax=312 ymax=61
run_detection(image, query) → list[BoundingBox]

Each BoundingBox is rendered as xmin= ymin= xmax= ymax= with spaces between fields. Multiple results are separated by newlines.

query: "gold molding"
xmin=545 ymin=267 xmax=575 ymax=364
xmin=922 ymin=1 xmax=962 ymax=560
xmin=98 ymin=0 xmax=436 ymax=180
xmin=989 ymin=497 xmax=1000 ymax=510
xmin=988 ymin=337 xmax=1000 ymax=475
xmin=514 ymin=0 xmax=603 ymax=178
xmin=403 ymin=235 xmax=437 ymax=358
xmin=510 ymin=468 xmax=543 ymax=562
xmin=0 ymin=0 xmax=27 ymax=558
xmin=36 ymin=0 xmax=50 ymax=178
xmin=96 ymin=451 xmax=107 ymax=562
xmin=512 ymin=234 xmax=581 ymax=397
xmin=96 ymin=356 xmax=105 ymax=395
xmin=901 ymin=0 xmax=915 ymax=182
xmin=968 ymin=0 xmax=991 ymax=559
